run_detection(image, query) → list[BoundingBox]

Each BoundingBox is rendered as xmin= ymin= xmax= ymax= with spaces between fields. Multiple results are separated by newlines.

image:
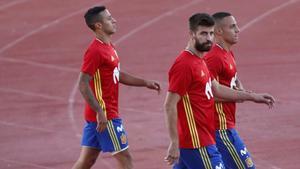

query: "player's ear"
xmin=94 ymin=22 xmax=102 ymax=30
xmin=189 ymin=30 xmax=196 ymax=38
xmin=214 ymin=26 xmax=223 ymax=35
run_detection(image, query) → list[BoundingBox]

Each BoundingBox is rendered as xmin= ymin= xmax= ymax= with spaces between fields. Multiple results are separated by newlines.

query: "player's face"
xmin=192 ymin=26 xmax=214 ymax=52
xmin=98 ymin=9 xmax=117 ymax=35
xmin=220 ymin=16 xmax=240 ymax=45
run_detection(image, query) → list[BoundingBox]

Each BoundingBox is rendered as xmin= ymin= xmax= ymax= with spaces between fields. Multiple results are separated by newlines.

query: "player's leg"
xmin=72 ymin=122 xmax=102 ymax=169
xmin=100 ymin=118 xmax=131 ymax=169
xmin=72 ymin=147 xmax=100 ymax=169
xmin=113 ymin=149 xmax=133 ymax=169
xmin=230 ymin=129 xmax=255 ymax=169
xmin=216 ymin=129 xmax=255 ymax=169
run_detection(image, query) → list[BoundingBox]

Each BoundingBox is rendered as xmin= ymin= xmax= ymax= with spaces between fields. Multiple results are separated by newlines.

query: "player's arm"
xmin=214 ymin=77 xmax=244 ymax=102
xmin=119 ymin=71 xmax=160 ymax=93
xmin=164 ymin=92 xmax=181 ymax=165
xmin=79 ymin=72 xmax=107 ymax=132
xmin=211 ymin=79 xmax=275 ymax=107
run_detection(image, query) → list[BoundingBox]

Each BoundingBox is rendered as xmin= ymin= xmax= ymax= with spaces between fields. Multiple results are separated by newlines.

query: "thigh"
xmin=231 ymin=129 xmax=255 ymax=169
xmin=216 ymin=129 xmax=255 ymax=169
xmin=78 ymin=146 xmax=100 ymax=163
xmin=179 ymin=145 xmax=224 ymax=169
xmin=98 ymin=118 xmax=129 ymax=153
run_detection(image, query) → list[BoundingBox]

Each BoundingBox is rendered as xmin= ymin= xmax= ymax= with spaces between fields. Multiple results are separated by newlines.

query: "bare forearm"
xmin=165 ymin=105 xmax=179 ymax=143
xmin=79 ymin=85 xmax=102 ymax=112
xmin=213 ymin=81 xmax=253 ymax=102
xmin=164 ymin=92 xmax=181 ymax=143
xmin=79 ymin=72 xmax=103 ymax=114
xmin=119 ymin=71 xmax=147 ymax=86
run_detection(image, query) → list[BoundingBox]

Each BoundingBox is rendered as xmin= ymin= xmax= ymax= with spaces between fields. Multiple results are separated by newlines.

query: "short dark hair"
xmin=212 ymin=12 xmax=232 ymax=23
xmin=84 ymin=6 xmax=106 ymax=31
xmin=189 ymin=13 xmax=215 ymax=31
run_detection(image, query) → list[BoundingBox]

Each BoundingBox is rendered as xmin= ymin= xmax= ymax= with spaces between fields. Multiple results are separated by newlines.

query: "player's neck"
xmin=185 ymin=44 xmax=204 ymax=58
xmin=216 ymin=40 xmax=231 ymax=51
xmin=95 ymin=32 xmax=112 ymax=44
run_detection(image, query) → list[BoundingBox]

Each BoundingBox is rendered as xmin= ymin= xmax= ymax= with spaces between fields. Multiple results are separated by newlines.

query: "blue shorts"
xmin=173 ymin=145 xmax=225 ymax=169
xmin=81 ymin=118 xmax=129 ymax=154
xmin=216 ymin=128 xmax=255 ymax=169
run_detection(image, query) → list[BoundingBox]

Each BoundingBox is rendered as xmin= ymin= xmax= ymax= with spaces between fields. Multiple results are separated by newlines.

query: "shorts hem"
xmin=112 ymin=146 xmax=129 ymax=155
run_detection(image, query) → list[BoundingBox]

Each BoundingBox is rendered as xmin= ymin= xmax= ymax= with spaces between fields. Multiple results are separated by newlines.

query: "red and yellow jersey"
xmin=168 ymin=50 xmax=216 ymax=148
xmin=204 ymin=44 xmax=237 ymax=129
xmin=81 ymin=38 xmax=120 ymax=122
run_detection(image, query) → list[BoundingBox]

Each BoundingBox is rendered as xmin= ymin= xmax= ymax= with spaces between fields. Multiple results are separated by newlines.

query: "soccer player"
xmin=204 ymin=12 xmax=260 ymax=169
xmin=72 ymin=6 xmax=161 ymax=169
xmin=164 ymin=13 xmax=274 ymax=169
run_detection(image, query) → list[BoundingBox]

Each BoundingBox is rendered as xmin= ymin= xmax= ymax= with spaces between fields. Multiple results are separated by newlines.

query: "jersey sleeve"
xmin=204 ymin=54 xmax=223 ymax=79
xmin=168 ymin=63 xmax=192 ymax=96
xmin=81 ymin=48 xmax=103 ymax=76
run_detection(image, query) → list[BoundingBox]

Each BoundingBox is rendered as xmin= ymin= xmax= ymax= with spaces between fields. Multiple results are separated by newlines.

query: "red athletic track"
xmin=0 ymin=0 xmax=299 ymax=169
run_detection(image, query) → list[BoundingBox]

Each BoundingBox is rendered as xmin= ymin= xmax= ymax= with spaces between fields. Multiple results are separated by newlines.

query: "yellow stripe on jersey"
xmin=94 ymin=69 xmax=107 ymax=117
xmin=219 ymin=130 xmax=245 ymax=169
xmin=182 ymin=94 xmax=201 ymax=148
xmin=199 ymin=147 xmax=213 ymax=169
xmin=107 ymin=121 xmax=121 ymax=151
xmin=215 ymin=103 xmax=227 ymax=130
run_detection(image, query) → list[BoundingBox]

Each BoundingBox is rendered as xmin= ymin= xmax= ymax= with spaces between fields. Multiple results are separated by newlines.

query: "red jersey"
xmin=81 ymin=38 xmax=120 ymax=122
xmin=204 ymin=44 xmax=237 ymax=129
xmin=168 ymin=50 xmax=216 ymax=148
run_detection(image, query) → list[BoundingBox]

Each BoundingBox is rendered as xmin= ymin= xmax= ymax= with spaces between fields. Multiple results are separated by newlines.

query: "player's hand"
xmin=146 ymin=80 xmax=161 ymax=94
xmin=96 ymin=112 xmax=108 ymax=132
xmin=164 ymin=141 xmax=179 ymax=165
xmin=251 ymin=93 xmax=275 ymax=108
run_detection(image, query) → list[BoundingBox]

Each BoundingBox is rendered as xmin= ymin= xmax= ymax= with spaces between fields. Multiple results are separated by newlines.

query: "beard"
xmin=194 ymin=39 xmax=213 ymax=52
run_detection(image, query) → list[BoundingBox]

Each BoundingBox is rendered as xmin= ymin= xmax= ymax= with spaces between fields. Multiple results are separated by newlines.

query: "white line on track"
xmin=0 ymin=158 xmax=54 ymax=169
xmin=0 ymin=120 xmax=56 ymax=133
xmin=0 ymin=0 xmax=111 ymax=54
xmin=240 ymin=0 xmax=299 ymax=31
xmin=0 ymin=57 xmax=78 ymax=72
xmin=0 ymin=0 xmax=29 ymax=11
xmin=0 ymin=87 xmax=66 ymax=101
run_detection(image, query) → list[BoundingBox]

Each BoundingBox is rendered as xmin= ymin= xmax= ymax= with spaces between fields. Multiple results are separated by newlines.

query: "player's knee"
xmin=76 ymin=156 xmax=97 ymax=168
xmin=115 ymin=150 xmax=133 ymax=169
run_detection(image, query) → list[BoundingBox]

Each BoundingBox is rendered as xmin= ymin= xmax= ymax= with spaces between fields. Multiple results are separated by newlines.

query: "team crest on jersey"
xmin=201 ymin=70 xmax=205 ymax=77
xmin=111 ymin=55 xmax=115 ymax=62
xmin=245 ymin=157 xmax=254 ymax=168
xmin=120 ymin=133 xmax=127 ymax=144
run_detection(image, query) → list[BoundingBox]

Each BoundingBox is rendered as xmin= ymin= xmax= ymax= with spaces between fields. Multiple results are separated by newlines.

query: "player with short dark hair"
xmin=204 ymin=11 xmax=260 ymax=169
xmin=72 ymin=6 xmax=161 ymax=169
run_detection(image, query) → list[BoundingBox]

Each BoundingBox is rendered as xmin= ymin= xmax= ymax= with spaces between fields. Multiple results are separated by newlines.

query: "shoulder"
xmin=169 ymin=51 xmax=192 ymax=73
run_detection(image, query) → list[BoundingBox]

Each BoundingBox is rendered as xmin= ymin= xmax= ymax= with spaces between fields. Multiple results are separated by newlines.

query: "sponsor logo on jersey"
xmin=116 ymin=124 xmax=124 ymax=132
xmin=240 ymin=147 xmax=248 ymax=156
xmin=215 ymin=163 xmax=225 ymax=169
xmin=113 ymin=63 xmax=120 ymax=84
